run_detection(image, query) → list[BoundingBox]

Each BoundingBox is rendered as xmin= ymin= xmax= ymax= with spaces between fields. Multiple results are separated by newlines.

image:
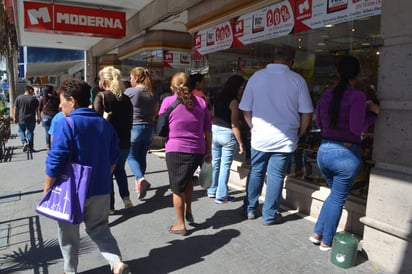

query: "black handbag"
xmin=156 ymin=99 xmax=180 ymax=137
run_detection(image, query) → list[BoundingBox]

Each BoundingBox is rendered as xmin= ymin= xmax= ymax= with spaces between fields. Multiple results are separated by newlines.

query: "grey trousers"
xmin=57 ymin=194 xmax=122 ymax=274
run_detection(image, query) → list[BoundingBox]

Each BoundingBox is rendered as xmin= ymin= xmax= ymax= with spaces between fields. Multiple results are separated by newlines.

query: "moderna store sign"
xmin=24 ymin=1 xmax=126 ymax=38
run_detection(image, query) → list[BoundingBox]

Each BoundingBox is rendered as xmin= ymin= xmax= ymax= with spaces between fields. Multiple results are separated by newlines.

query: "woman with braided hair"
xmin=159 ymin=72 xmax=212 ymax=236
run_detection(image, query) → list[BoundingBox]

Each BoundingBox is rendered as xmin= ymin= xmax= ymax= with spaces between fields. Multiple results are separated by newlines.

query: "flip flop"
xmin=113 ymin=262 xmax=129 ymax=274
xmin=168 ymin=225 xmax=188 ymax=236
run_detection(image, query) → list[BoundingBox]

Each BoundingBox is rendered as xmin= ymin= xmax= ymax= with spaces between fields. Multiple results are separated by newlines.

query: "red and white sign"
xmin=194 ymin=0 xmax=295 ymax=55
xmin=24 ymin=1 xmax=126 ymax=38
xmin=163 ymin=50 xmax=191 ymax=68
xmin=194 ymin=21 xmax=233 ymax=56
xmin=295 ymin=0 xmax=381 ymax=33
xmin=233 ymin=0 xmax=295 ymax=47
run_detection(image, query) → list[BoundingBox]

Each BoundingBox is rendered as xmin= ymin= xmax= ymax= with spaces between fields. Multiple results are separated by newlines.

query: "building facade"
xmin=13 ymin=0 xmax=412 ymax=272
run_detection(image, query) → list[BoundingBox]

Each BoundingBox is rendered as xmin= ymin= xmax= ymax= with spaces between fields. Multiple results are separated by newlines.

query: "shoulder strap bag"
xmin=156 ymin=99 xmax=180 ymax=137
xmin=100 ymin=93 xmax=112 ymax=120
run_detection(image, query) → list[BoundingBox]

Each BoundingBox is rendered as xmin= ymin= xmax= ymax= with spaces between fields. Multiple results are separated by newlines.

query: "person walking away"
xmin=239 ymin=45 xmax=314 ymax=225
xmin=124 ymin=67 xmax=157 ymax=200
xmin=190 ymin=73 xmax=208 ymax=103
xmin=13 ymin=86 xmax=41 ymax=152
xmin=207 ymin=75 xmax=245 ymax=203
xmin=43 ymin=79 xmax=128 ymax=274
xmin=309 ymin=56 xmax=379 ymax=251
xmin=94 ymin=66 xmax=134 ymax=214
xmin=38 ymin=85 xmax=60 ymax=150
xmin=159 ymin=72 xmax=212 ymax=235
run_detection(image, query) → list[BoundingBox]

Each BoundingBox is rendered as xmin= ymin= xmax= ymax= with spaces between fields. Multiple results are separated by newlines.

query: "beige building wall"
xmin=360 ymin=1 xmax=412 ymax=273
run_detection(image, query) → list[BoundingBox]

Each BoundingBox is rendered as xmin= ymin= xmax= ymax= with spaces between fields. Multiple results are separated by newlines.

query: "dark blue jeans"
xmin=111 ymin=148 xmax=131 ymax=209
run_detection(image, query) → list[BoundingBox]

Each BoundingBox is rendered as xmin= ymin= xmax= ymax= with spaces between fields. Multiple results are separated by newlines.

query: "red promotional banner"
xmin=194 ymin=0 xmax=295 ymax=55
xmin=193 ymin=21 xmax=234 ymax=56
xmin=24 ymin=1 xmax=126 ymax=38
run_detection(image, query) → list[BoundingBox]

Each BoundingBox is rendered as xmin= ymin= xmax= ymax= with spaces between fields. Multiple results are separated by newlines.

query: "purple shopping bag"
xmin=36 ymin=161 xmax=92 ymax=224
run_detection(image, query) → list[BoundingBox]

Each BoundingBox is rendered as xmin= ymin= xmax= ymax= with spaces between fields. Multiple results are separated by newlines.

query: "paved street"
xmin=0 ymin=124 xmax=388 ymax=273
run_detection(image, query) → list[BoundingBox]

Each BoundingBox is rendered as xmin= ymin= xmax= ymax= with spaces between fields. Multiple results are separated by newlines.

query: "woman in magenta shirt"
xmin=310 ymin=56 xmax=379 ymax=251
xmin=159 ymin=72 xmax=212 ymax=236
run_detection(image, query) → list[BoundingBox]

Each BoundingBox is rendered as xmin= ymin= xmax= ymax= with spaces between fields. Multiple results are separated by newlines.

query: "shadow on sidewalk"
xmin=0 ymin=216 xmax=94 ymax=273
xmin=83 ymin=229 xmax=241 ymax=274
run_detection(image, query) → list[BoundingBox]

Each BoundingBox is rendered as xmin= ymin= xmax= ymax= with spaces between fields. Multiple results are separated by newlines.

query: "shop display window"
xmin=207 ymin=16 xmax=382 ymax=199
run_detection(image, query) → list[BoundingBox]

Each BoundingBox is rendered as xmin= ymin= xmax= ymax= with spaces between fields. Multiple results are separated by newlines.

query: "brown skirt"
xmin=166 ymin=152 xmax=203 ymax=193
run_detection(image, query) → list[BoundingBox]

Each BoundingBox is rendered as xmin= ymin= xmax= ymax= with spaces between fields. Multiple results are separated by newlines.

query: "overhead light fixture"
xmin=325 ymin=24 xmax=334 ymax=28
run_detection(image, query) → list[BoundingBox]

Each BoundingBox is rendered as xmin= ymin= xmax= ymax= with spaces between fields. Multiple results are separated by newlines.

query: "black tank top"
xmin=213 ymin=99 xmax=236 ymax=129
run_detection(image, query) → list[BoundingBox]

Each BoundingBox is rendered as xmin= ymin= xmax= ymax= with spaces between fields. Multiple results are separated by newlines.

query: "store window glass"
xmin=207 ymin=16 xmax=382 ymax=199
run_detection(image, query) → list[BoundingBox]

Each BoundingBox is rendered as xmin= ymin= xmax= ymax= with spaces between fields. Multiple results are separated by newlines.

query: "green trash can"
xmin=330 ymin=232 xmax=359 ymax=269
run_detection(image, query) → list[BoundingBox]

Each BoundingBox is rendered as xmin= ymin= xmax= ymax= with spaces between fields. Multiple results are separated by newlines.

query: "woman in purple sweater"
xmin=309 ymin=56 xmax=380 ymax=251
xmin=159 ymin=72 xmax=212 ymax=236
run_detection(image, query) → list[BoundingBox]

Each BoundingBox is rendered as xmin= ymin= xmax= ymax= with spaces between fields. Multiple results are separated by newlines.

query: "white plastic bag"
xmin=198 ymin=162 xmax=212 ymax=189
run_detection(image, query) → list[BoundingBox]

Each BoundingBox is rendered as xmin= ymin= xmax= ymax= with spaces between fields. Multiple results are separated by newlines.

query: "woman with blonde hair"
xmin=158 ymin=72 xmax=212 ymax=235
xmin=94 ymin=66 xmax=133 ymax=214
xmin=124 ymin=67 xmax=157 ymax=200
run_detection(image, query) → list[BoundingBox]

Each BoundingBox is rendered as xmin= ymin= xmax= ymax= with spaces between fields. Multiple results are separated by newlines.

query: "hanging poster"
xmin=193 ymin=21 xmax=233 ymax=56
xmin=294 ymin=0 xmax=382 ymax=33
xmin=192 ymin=0 xmax=382 ymax=56
xmin=233 ymin=0 xmax=295 ymax=47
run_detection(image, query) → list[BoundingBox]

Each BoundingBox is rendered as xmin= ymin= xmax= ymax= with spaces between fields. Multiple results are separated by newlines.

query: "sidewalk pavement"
xmin=0 ymin=124 xmax=389 ymax=274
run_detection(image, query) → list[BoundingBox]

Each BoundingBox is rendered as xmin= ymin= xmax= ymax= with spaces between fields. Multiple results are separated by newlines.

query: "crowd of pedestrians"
xmin=10 ymin=44 xmax=379 ymax=273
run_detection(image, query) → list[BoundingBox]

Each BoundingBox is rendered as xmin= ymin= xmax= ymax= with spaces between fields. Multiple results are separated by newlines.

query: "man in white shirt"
xmin=239 ymin=45 xmax=313 ymax=225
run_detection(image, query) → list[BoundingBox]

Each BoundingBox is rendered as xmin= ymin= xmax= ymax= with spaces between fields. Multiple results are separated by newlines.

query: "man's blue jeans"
xmin=18 ymin=122 xmax=36 ymax=149
xmin=127 ymin=124 xmax=153 ymax=181
xmin=314 ymin=140 xmax=361 ymax=245
xmin=208 ymin=125 xmax=237 ymax=199
xmin=246 ymin=148 xmax=292 ymax=224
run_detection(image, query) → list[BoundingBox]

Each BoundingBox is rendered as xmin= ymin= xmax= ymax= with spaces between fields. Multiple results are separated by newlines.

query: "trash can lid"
xmin=334 ymin=232 xmax=359 ymax=244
